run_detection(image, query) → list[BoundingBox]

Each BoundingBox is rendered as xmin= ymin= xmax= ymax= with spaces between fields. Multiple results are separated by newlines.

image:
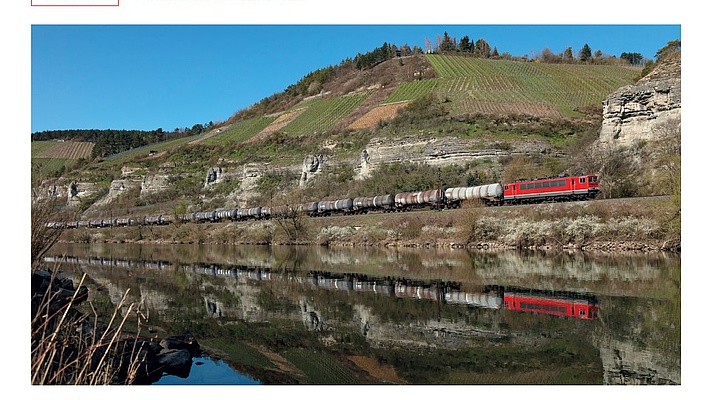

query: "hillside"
xmin=33 ymin=52 xmax=655 ymax=222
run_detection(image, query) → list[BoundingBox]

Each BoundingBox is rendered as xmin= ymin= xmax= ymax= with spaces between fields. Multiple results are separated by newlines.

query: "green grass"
xmin=31 ymin=141 xmax=58 ymax=157
xmin=102 ymin=134 xmax=199 ymax=166
xmin=282 ymin=349 xmax=359 ymax=384
xmin=32 ymin=158 xmax=75 ymax=177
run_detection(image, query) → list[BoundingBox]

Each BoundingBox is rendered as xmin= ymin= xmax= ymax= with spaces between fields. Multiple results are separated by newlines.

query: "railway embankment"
xmin=60 ymin=196 xmax=680 ymax=253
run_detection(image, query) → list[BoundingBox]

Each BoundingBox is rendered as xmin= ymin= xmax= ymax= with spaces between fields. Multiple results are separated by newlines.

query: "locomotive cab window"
xmin=504 ymin=185 xmax=509 ymax=190
xmin=579 ymin=177 xmax=586 ymax=183
xmin=589 ymin=176 xmax=598 ymax=183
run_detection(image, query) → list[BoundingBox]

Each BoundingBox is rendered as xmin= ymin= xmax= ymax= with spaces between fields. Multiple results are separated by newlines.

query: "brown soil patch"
xmin=38 ymin=141 xmax=94 ymax=159
xmin=248 ymin=343 xmax=305 ymax=377
xmin=347 ymin=355 xmax=408 ymax=384
xmin=348 ymin=102 xmax=409 ymax=129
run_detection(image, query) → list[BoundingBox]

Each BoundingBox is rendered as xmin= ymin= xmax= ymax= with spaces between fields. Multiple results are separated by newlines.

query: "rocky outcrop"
xmin=299 ymin=154 xmax=324 ymax=187
xmin=353 ymin=135 xmax=556 ymax=180
xmin=598 ymin=53 xmax=681 ymax=148
xmin=204 ymin=166 xmax=222 ymax=186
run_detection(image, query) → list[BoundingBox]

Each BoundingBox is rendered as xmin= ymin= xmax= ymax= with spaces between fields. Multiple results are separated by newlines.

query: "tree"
xmin=459 ymin=35 xmax=472 ymax=52
xmin=474 ymin=38 xmax=491 ymax=58
xmin=620 ymin=52 xmax=644 ymax=65
xmin=440 ymin=32 xmax=456 ymax=52
xmin=655 ymin=39 xmax=681 ymax=61
xmin=563 ymin=47 xmax=574 ymax=63
xmin=540 ymin=47 xmax=560 ymax=63
xmin=31 ymin=196 xmax=72 ymax=268
xmin=424 ymin=37 xmax=433 ymax=54
xmin=579 ymin=44 xmax=592 ymax=63
xmin=650 ymin=120 xmax=681 ymax=234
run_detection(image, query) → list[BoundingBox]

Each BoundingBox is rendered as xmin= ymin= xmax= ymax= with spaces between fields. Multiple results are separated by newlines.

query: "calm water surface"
xmin=42 ymin=243 xmax=681 ymax=385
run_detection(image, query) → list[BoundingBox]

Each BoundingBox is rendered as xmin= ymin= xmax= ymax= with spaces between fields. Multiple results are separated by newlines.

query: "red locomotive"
xmin=502 ymin=174 xmax=599 ymax=205
xmin=503 ymin=290 xmax=599 ymax=320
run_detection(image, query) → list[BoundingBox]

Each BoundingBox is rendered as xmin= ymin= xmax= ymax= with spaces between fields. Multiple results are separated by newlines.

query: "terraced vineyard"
xmin=384 ymin=79 xmax=439 ymax=103
xmin=31 ymin=141 xmax=94 ymax=177
xmin=202 ymin=115 xmax=278 ymax=146
xmin=281 ymin=92 xmax=371 ymax=136
xmin=282 ymin=349 xmax=359 ymax=384
xmin=422 ymin=55 xmax=640 ymax=117
xmin=33 ymin=141 xmax=94 ymax=159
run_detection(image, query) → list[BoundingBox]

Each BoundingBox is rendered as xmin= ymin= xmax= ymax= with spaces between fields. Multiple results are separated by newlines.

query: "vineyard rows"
xmin=203 ymin=115 xmax=277 ymax=146
xmin=280 ymin=92 xmax=370 ymax=136
xmin=420 ymin=54 xmax=639 ymax=117
xmin=282 ymin=349 xmax=359 ymax=384
xmin=35 ymin=141 xmax=94 ymax=159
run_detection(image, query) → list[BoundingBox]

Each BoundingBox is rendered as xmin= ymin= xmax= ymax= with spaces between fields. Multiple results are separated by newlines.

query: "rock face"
xmin=353 ymin=135 xmax=555 ymax=180
xmin=598 ymin=53 xmax=681 ymax=148
xmin=299 ymin=154 xmax=324 ymax=187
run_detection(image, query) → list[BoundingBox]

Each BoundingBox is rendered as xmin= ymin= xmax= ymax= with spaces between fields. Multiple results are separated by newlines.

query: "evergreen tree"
xmin=579 ymin=44 xmax=592 ymax=63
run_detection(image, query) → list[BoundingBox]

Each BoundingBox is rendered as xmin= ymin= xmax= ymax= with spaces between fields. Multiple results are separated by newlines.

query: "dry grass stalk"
xmin=31 ymin=266 xmax=147 ymax=385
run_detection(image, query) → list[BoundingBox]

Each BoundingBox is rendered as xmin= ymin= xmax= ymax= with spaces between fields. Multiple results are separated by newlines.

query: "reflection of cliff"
xmin=43 ymin=243 xmax=680 ymax=385
xmin=597 ymin=335 xmax=680 ymax=385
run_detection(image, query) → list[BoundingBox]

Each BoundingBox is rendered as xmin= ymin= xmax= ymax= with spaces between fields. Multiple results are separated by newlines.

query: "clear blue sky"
xmin=31 ymin=24 xmax=680 ymax=133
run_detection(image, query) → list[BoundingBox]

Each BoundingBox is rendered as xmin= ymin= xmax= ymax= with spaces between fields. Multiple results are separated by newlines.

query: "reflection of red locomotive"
xmin=502 ymin=287 xmax=599 ymax=320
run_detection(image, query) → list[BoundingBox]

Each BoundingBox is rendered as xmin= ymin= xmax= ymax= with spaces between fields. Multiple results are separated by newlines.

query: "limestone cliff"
xmin=598 ymin=52 xmax=681 ymax=148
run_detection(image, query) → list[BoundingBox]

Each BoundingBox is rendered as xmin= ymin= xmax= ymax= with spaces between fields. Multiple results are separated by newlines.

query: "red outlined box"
xmin=31 ymin=0 xmax=119 ymax=6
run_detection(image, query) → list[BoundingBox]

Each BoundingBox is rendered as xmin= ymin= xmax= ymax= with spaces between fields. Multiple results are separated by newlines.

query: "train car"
xmin=502 ymin=174 xmax=599 ymax=205
xmin=444 ymin=183 xmax=504 ymax=207
xmin=394 ymin=189 xmax=442 ymax=211
xmin=114 ymin=217 xmax=132 ymax=227
xmin=316 ymin=198 xmax=353 ymax=216
xmin=394 ymin=282 xmax=441 ymax=301
xmin=215 ymin=209 xmax=237 ymax=221
xmin=298 ymin=202 xmax=318 ymax=217
xmin=503 ymin=291 xmax=599 ymax=320
xmin=259 ymin=207 xmax=272 ymax=220
xmin=353 ymin=194 xmax=395 ymax=214
xmin=444 ymin=290 xmax=503 ymax=309
xmin=243 ymin=207 xmax=262 ymax=220
xmin=194 ymin=211 xmax=216 ymax=223
xmin=179 ymin=213 xmax=196 ymax=223
xmin=144 ymin=215 xmax=161 ymax=225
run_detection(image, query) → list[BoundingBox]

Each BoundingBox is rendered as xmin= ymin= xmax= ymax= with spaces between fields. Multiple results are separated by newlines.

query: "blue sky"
xmin=31 ymin=24 xmax=680 ymax=133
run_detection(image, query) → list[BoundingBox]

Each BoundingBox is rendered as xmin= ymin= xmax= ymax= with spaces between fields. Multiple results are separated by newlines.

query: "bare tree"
xmin=272 ymin=191 xmax=310 ymax=243
xmin=31 ymin=196 xmax=72 ymax=268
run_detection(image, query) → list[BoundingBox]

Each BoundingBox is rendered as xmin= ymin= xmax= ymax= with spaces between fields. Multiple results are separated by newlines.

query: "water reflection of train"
xmin=42 ymin=256 xmax=599 ymax=320
xmin=499 ymin=286 xmax=599 ymax=320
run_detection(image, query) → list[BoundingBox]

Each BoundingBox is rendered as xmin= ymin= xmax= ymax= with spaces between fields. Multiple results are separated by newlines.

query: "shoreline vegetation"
xmin=60 ymin=196 xmax=681 ymax=253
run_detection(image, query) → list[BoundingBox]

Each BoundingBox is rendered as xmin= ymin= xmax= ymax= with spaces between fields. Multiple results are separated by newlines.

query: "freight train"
xmin=47 ymin=174 xmax=599 ymax=229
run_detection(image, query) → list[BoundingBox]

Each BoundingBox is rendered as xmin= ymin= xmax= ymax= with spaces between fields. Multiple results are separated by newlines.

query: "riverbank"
xmin=61 ymin=197 xmax=681 ymax=253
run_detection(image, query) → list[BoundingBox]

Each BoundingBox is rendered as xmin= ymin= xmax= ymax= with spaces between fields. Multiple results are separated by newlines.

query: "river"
xmin=41 ymin=242 xmax=681 ymax=385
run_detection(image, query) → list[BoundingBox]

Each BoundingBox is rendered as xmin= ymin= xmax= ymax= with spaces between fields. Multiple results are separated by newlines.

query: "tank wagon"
xmin=353 ymin=194 xmax=395 ymax=214
xmin=394 ymin=189 xmax=442 ymax=211
xmin=444 ymin=183 xmax=504 ymax=207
